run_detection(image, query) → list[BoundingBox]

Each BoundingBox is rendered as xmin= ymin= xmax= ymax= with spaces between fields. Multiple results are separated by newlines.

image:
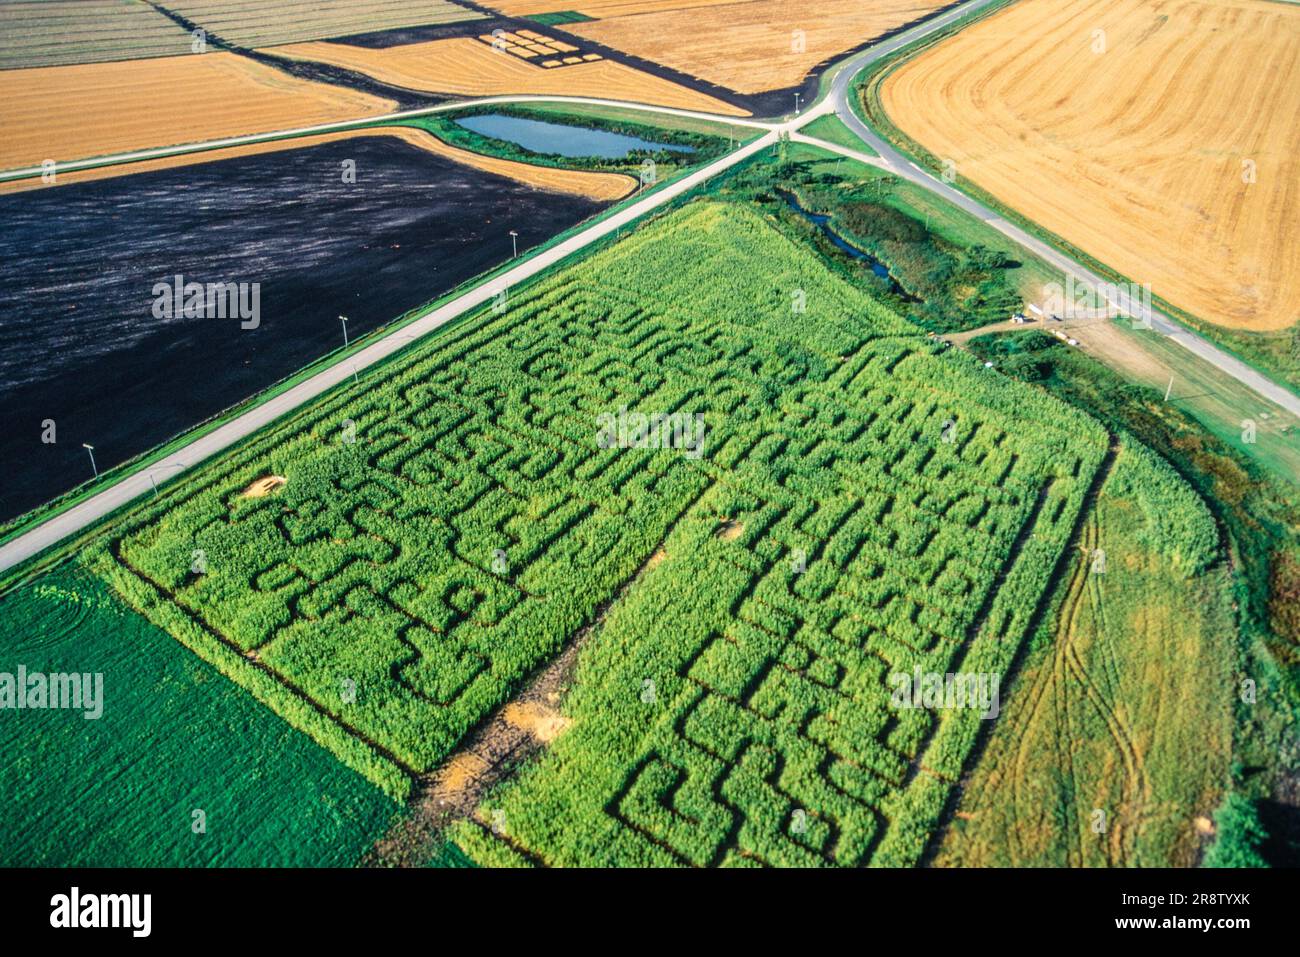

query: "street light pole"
xmin=148 ymin=461 xmax=186 ymax=496
xmin=339 ymin=315 xmax=349 ymax=347
xmin=509 ymin=230 xmax=519 ymax=259
xmin=794 ymin=92 xmax=801 ymax=114
xmin=82 ymin=443 xmax=97 ymax=478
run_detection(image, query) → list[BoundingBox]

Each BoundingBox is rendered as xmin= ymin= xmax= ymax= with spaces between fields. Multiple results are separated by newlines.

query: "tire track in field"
xmin=1057 ymin=509 xmax=1149 ymax=867
xmin=1050 ymin=518 xmax=1092 ymax=868
xmin=1003 ymin=541 xmax=1080 ymax=862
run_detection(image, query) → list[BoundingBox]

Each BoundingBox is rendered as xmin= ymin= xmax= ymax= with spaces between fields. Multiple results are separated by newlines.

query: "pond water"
xmin=780 ymin=190 xmax=914 ymax=300
xmin=455 ymin=113 xmax=695 ymax=160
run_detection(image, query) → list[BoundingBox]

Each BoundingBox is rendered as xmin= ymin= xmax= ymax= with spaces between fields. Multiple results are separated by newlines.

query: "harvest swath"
xmin=164 ymin=0 xmax=485 ymax=48
xmin=90 ymin=201 xmax=1109 ymax=864
xmin=0 ymin=0 xmax=190 ymax=69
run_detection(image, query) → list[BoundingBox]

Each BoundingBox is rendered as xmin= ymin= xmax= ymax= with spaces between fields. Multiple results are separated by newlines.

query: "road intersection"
xmin=1 ymin=0 xmax=1295 ymax=574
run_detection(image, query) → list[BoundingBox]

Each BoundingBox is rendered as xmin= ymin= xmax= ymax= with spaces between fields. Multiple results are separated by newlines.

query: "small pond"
xmin=455 ymin=113 xmax=696 ymax=160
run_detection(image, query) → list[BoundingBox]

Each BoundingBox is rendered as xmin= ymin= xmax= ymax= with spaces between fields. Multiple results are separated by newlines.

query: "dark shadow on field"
xmin=326 ymin=0 xmax=972 ymax=120
xmin=1259 ymin=799 xmax=1300 ymax=867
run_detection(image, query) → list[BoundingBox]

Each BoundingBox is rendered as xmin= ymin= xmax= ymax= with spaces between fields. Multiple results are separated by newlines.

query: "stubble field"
xmin=558 ymin=0 xmax=953 ymax=94
xmin=275 ymin=36 xmax=749 ymax=114
xmin=0 ymin=52 xmax=395 ymax=170
xmin=879 ymin=0 xmax=1300 ymax=332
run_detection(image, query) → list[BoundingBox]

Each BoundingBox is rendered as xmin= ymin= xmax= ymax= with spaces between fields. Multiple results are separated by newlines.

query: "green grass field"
xmin=524 ymin=11 xmax=594 ymax=26
xmin=0 ymin=567 xmax=397 ymax=866
xmin=799 ymin=115 xmax=878 ymax=155
xmin=936 ymin=437 xmax=1232 ymax=866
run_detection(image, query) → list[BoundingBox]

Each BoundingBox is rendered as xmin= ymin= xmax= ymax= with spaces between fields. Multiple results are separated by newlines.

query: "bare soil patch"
xmin=240 ymin=475 xmax=286 ymax=498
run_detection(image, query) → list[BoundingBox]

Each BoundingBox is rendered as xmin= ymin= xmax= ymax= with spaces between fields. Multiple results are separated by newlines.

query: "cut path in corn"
xmin=3 ymin=0 xmax=1298 ymax=578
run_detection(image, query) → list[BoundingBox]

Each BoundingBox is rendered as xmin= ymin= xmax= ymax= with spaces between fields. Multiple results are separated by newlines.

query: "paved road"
xmin=0 ymin=95 xmax=770 ymax=183
xmin=0 ymin=129 xmax=786 ymax=573
xmin=3 ymin=0 xmax=1297 ymax=573
xmin=820 ymin=0 xmax=1300 ymax=421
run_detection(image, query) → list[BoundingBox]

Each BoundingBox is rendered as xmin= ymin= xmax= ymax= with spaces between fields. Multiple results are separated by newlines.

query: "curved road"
xmin=1 ymin=0 xmax=1296 ymax=574
xmin=820 ymin=17 xmax=1300 ymax=421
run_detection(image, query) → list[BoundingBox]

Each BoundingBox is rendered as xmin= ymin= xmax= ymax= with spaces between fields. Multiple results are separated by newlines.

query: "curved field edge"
xmin=935 ymin=435 xmax=1232 ymax=866
xmin=854 ymin=0 xmax=1300 ymax=394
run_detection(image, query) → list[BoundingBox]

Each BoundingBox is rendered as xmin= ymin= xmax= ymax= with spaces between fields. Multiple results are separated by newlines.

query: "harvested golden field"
xmin=564 ymin=0 xmax=951 ymax=94
xmin=0 ymin=52 xmax=395 ymax=171
xmin=882 ymin=0 xmax=1300 ymax=332
xmin=274 ymin=36 xmax=749 ymax=114
xmin=0 ymin=126 xmax=636 ymax=200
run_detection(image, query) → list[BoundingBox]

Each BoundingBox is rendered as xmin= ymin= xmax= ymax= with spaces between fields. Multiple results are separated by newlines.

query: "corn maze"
xmin=90 ymin=201 xmax=1109 ymax=863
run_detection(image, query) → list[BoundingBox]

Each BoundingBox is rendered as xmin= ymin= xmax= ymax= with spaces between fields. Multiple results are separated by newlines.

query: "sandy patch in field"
xmin=502 ymin=701 xmax=571 ymax=743
xmin=1059 ymin=321 xmax=1172 ymax=390
xmin=0 ymin=52 xmax=395 ymax=172
xmin=274 ymin=36 xmax=749 ymax=115
xmin=881 ymin=0 xmax=1300 ymax=332
xmin=241 ymin=475 xmax=287 ymax=498
xmin=566 ymin=0 xmax=952 ymax=94
xmin=1 ymin=126 xmax=637 ymax=201
xmin=437 ymin=753 xmax=491 ymax=793
xmin=716 ymin=519 xmax=745 ymax=541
